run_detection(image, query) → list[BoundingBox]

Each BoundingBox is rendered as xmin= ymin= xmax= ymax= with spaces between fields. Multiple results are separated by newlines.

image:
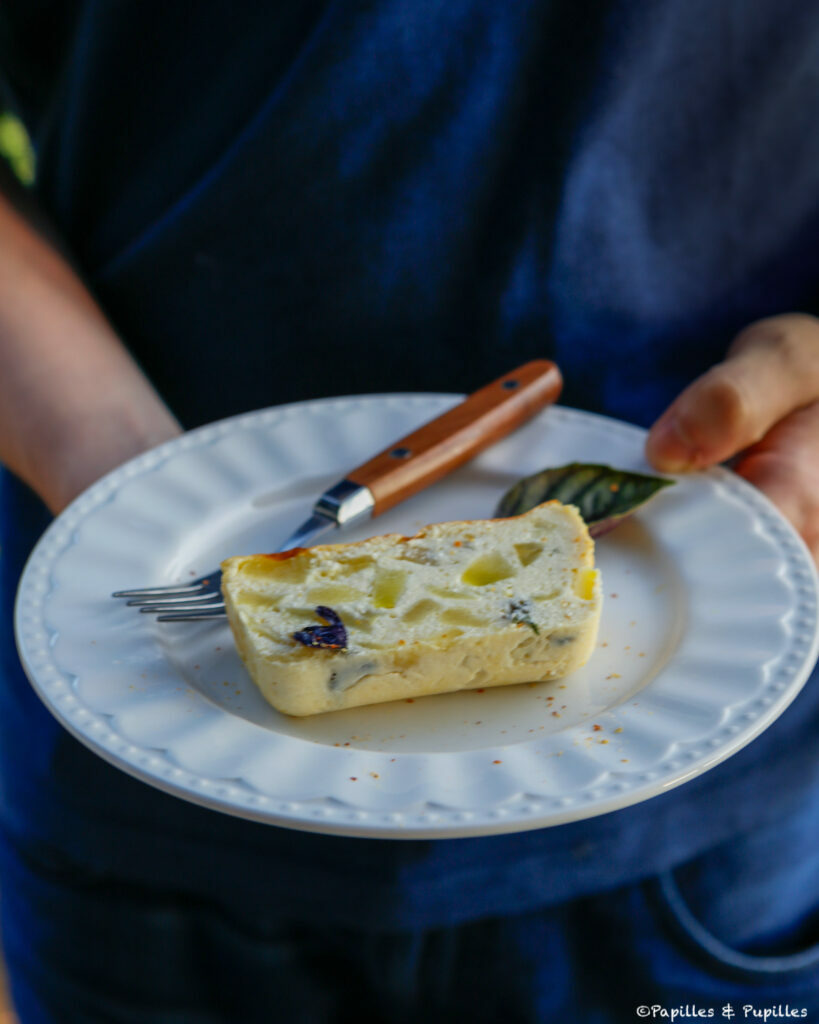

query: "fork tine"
xmin=139 ymin=599 xmax=225 ymax=614
xmin=128 ymin=591 xmax=221 ymax=608
xmin=112 ymin=583 xmax=208 ymax=598
xmin=157 ymin=603 xmax=227 ymax=622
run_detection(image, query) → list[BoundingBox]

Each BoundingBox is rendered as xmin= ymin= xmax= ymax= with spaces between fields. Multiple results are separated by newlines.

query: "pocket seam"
xmin=653 ymin=869 xmax=819 ymax=978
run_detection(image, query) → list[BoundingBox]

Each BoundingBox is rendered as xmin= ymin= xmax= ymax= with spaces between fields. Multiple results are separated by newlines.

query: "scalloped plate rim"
xmin=13 ymin=396 xmax=819 ymax=838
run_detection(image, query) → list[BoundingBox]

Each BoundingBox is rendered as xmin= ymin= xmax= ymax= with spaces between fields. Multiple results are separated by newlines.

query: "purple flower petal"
xmin=293 ymin=606 xmax=348 ymax=651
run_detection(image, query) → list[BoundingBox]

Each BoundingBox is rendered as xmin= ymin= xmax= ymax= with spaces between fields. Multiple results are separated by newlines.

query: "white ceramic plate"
xmin=14 ymin=397 xmax=819 ymax=838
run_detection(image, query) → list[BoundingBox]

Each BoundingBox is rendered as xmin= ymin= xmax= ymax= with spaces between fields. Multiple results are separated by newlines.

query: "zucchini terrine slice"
xmin=221 ymin=501 xmax=602 ymax=716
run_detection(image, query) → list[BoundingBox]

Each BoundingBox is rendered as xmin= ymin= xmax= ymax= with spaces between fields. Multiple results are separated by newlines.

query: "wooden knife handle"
xmin=348 ymin=360 xmax=562 ymax=516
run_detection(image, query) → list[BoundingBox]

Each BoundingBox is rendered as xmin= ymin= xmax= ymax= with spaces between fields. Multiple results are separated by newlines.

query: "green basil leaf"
xmin=495 ymin=463 xmax=674 ymax=536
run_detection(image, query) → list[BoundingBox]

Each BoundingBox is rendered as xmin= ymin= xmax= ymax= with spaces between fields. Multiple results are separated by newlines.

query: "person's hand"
xmin=645 ymin=313 xmax=819 ymax=563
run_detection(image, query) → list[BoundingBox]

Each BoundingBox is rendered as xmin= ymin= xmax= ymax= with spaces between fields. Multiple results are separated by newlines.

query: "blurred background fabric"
xmin=0 ymin=101 xmax=29 ymax=1024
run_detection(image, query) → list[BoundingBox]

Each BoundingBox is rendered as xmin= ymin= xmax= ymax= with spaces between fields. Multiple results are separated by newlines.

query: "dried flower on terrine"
xmin=292 ymin=606 xmax=348 ymax=651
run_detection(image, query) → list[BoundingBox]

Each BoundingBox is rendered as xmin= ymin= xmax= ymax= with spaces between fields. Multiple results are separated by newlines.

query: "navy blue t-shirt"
xmin=0 ymin=0 xmax=818 ymax=929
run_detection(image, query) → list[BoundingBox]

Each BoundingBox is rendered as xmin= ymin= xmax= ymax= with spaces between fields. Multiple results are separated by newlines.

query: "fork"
xmin=112 ymin=360 xmax=562 ymax=621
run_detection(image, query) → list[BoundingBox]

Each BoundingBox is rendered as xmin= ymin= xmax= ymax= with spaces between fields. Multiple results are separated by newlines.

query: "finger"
xmin=646 ymin=314 xmax=819 ymax=472
xmin=732 ymin=399 xmax=819 ymax=563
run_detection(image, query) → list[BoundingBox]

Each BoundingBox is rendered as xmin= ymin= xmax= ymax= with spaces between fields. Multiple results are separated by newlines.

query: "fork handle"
xmin=347 ymin=360 xmax=562 ymax=516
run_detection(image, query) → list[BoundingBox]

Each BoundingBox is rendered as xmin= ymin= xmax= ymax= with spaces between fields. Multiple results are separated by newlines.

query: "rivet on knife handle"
xmin=346 ymin=359 xmax=562 ymax=517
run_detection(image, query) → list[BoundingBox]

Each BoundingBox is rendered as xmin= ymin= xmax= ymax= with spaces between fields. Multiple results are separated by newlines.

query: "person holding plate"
xmin=0 ymin=2 xmax=818 ymax=1021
